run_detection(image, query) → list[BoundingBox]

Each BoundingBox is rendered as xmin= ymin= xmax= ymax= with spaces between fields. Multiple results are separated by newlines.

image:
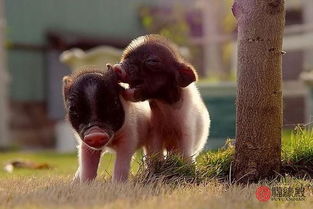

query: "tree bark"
xmin=232 ymin=0 xmax=285 ymax=183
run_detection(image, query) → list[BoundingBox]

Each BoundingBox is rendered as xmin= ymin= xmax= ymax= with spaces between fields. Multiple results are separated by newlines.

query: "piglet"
xmin=63 ymin=66 xmax=151 ymax=182
xmin=112 ymin=35 xmax=210 ymax=162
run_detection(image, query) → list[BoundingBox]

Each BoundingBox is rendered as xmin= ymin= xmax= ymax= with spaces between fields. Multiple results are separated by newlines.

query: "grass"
xmin=0 ymin=151 xmax=142 ymax=179
xmin=0 ymin=128 xmax=313 ymax=208
xmin=0 ymin=175 xmax=312 ymax=209
xmin=282 ymin=126 xmax=313 ymax=179
xmin=194 ymin=126 xmax=313 ymax=181
xmin=197 ymin=139 xmax=235 ymax=181
xmin=282 ymin=126 xmax=313 ymax=163
xmin=0 ymin=152 xmax=77 ymax=178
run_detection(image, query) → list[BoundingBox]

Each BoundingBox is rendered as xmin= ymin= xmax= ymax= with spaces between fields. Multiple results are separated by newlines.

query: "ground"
xmin=0 ymin=128 xmax=313 ymax=209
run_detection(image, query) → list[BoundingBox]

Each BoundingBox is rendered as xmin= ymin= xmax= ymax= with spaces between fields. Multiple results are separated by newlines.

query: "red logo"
xmin=256 ymin=186 xmax=271 ymax=202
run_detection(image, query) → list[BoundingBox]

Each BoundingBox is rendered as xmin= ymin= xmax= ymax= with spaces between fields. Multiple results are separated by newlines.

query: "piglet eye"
xmin=145 ymin=57 xmax=161 ymax=66
xmin=129 ymin=64 xmax=137 ymax=71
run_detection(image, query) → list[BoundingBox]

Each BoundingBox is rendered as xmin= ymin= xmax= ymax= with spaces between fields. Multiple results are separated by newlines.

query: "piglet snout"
xmin=112 ymin=64 xmax=127 ymax=82
xmin=83 ymin=127 xmax=110 ymax=149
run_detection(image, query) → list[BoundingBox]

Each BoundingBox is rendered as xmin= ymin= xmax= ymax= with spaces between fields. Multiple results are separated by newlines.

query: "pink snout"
xmin=83 ymin=127 xmax=110 ymax=149
xmin=112 ymin=64 xmax=127 ymax=82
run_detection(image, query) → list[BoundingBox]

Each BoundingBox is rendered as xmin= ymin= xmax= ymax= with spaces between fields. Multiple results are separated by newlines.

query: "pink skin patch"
xmin=83 ymin=126 xmax=110 ymax=149
xmin=112 ymin=64 xmax=128 ymax=82
xmin=112 ymin=64 xmax=140 ymax=102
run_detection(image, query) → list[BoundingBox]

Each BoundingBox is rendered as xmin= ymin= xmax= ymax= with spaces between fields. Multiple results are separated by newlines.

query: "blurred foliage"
xmin=223 ymin=0 xmax=237 ymax=33
xmin=139 ymin=5 xmax=191 ymax=46
xmin=138 ymin=2 xmax=237 ymax=80
xmin=138 ymin=5 xmax=203 ymax=75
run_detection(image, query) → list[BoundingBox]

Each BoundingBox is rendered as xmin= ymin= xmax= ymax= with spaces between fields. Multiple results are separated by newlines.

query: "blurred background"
xmin=0 ymin=0 xmax=313 ymax=152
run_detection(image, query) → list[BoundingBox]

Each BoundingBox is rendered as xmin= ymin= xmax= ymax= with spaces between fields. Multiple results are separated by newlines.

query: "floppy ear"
xmin=177 ymin=62 xmax=198 ymax=87
xmin=62 ymin=76 xmax=73 ymax=100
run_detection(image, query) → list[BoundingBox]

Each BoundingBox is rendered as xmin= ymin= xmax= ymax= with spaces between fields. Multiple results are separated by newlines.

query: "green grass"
xmin=0 ymin=151 xmax=142 ymax=179
xmin=281 ymin=126 xmax=313 ymax=179
xmin=194 ymin=126 xmax=313 ymax=182
xmin=136 ymin=154 xmax=197 ymax=184
xmin=0 ymin=129 xmax=313 ymax=209
xmin=282 ymin=126 xmax=313 ymax=163
xmin=197 ymin=139 xmax=234 ymax=181
xmin=1 ymin=127 xmax=313 ymax=181
xmin=0 ymin=152 xmax=77 ymax=178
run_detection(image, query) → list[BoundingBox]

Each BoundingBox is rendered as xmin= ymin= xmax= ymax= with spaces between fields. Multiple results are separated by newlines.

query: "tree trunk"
xmin=0 ymin=0 xmax=10 ymax=147
xmin=232 ymin=0 xmax=285 ymax=183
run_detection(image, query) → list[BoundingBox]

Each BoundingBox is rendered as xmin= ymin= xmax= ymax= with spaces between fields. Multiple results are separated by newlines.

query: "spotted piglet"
xmin=112 ymin=35 xmax=210 ymax=162
xmin=63 ymin=66 xmax=151 ymax=183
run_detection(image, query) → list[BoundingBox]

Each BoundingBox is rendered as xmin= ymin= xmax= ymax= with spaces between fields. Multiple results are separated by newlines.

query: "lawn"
xmin=0 ymin=128 xmax=313 ymax=209
xmin=0 ymin=151 xmax=142 ymax=179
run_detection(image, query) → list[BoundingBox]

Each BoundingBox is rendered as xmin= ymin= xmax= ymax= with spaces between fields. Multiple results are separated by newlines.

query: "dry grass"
xmin=1 ymin=128 xmax=313 ymax=209
xmin=0 ymin=175 xmax=312 ymax=209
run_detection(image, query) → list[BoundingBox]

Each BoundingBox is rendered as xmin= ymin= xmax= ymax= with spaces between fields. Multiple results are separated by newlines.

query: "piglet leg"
xmin=113 ymin=149 xmax=133 ymax=182
xmin=144 ymin=133 xmax=164 ymax=160
xmin=74 ymin=143 xmax=102 ymax=183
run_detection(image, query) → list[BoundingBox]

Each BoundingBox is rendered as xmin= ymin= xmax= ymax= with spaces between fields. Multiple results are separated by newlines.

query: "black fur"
xmin=119 ymin=35 xmax=196 ymax=104
xmin=63 ymin=69 xmax=125 ymax=139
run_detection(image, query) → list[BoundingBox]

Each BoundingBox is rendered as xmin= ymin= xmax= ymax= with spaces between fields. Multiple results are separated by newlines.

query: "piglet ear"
xmin=62 ymin=76 xmax=73 ymax=99
xmin=177 ymin=62 xmax=198 ymax=87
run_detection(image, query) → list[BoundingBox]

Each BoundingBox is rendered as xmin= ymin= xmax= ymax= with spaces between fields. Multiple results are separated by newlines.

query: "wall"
xmin=5 ymin=0 xmax=156 ymax=101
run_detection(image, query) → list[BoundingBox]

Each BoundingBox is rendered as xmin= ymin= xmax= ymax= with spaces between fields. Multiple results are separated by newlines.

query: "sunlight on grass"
xmin=195 ymin=127 xmax=313 ymax=180
xmin=197 ymin=139 xmax=234 ymax=181
xmin=0 ymin=128 xmax=313 ymax=209
xmin=0 ymin=151 xmax=141 ymax=179
xmin=1 ymin=127 xmax=313 ymax=181
xmin=282 ymin=126 xmax=313 ymax=164
xmin=0 ymin=175 xmax=311 ymax=209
